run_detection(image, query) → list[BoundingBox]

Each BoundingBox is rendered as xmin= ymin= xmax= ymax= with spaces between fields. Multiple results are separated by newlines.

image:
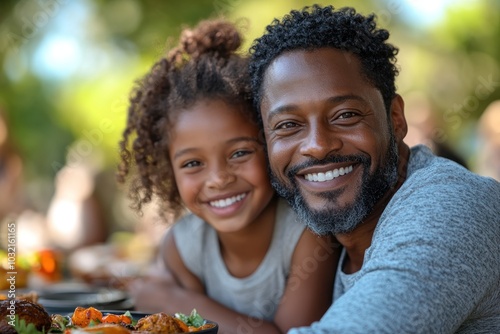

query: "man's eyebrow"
xmin=326 ymin=94 xmax=366 ymax=105
xmin=267 ymin=94 xmax=366 ymax=120
xmin=267 ymin=105 xmax=299 ymax=120
xmin=173 ymin=137 xmax=261 ymax=160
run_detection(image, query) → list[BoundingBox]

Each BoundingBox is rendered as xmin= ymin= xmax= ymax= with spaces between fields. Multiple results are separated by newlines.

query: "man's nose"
xmin=299 ymin=122 xmax=342 ymax=160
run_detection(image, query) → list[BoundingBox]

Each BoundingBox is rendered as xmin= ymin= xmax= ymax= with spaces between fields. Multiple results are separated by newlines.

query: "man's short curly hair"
xmin=249 ymin=5 xmax=399 ymax=115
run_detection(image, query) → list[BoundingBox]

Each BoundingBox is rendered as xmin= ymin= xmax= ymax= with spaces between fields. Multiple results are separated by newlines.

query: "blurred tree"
xmin=0 ymin=0 xmax=217 ymax=211
xmin=0 ymin=0 xmax=498 ymax=220
xmin=378 ymin=0 xmax=500 ymax=159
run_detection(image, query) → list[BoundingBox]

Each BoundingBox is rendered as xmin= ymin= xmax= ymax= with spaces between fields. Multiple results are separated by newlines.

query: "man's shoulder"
xmin=375 ymin=145 xmax=500 ymax=241
xmin=405 ymin=145 xmax=499 ymax=199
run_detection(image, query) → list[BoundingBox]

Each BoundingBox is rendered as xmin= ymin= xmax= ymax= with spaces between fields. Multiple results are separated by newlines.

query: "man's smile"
xmin=304 ymin=165 xmax=354 ymax=182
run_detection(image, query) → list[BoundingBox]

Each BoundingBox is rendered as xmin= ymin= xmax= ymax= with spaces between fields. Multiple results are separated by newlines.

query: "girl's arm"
xmin=273 ymin=230 xmax=340 ymax=332
xmin=131 ymin=228 xmax=291 ymax=334
xmin=162 ymin=229 xmax=205 ymax=293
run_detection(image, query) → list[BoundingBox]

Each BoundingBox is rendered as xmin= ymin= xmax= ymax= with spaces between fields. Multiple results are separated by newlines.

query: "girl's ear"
xmin=390 ymin=94 xmax=408 ymax=142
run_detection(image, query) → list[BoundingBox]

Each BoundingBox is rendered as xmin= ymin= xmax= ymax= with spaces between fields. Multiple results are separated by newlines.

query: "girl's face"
xmin=168 ymin=99 xmax=275 ymax=233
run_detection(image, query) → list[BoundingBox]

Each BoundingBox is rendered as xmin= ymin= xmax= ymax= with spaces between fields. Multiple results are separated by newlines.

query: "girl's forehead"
xmin=176 ymin=99 xmax=253 ymax=124
xmin=169 ymin=99 xmax=258 ymax=141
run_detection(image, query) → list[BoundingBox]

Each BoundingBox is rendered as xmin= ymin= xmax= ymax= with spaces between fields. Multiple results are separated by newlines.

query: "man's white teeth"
xmin=305 ymin=165 xmax=354 ymax=182
xmin=210 ymin=193 xmax=246 ymax=208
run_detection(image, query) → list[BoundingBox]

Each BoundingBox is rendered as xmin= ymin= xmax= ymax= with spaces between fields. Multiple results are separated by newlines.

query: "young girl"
xmin=117 ymin=19 xmax=339 ymax=334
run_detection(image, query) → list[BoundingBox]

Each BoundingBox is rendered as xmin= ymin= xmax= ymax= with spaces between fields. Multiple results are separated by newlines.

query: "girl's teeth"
xmin=210 ymin=193 xmax=246 ymax=208
xmin=305 ymin=165 xmax=353 ymax=182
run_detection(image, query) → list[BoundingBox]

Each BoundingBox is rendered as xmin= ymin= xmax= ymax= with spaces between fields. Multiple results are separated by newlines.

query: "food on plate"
xmin=0 ymin=299 xmax=52 ymax=334
xmin=63 ymin=308 xmax=216 ymax=333
xmin=135 ymin=313 xmax=188 ymax=333
xmin=101 ymin=314 xmax=132 ymax=325
xmin=71 ymin=306 xmax=104 ymax=327
xmin=0 ymin=304 xmax=217 ymax=333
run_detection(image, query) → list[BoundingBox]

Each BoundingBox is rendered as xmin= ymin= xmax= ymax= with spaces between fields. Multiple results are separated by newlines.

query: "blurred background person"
xmin=0 ymin=108 xmax=49 ymax=288
xmin=0 ymin=109 xmax=25 ymax=222
xmin=46 ymin=158 xmax=108 ymax=252
xmin=404 ymin=91 xmax=469 ymax=168
xmin=474 ymin=100 xmax=500 ymax=180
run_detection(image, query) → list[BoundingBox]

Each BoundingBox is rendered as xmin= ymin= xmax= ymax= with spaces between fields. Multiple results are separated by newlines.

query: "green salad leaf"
xmin=13 ymin=318 xmax=43 ymax=334
xmin=122 ymin=310 xmax=137 ymax=326
xmin=12 ymin=315 xmax=69 ymax=334
xmin=174 ymin=309 xmax=205 ymax=327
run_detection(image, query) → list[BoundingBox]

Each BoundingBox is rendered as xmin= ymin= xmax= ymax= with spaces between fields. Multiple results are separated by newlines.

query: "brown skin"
xmin=129 ymin=100 xmax=339 ymax=334
xmin=260 ymin=48 xmax=409 ymax=273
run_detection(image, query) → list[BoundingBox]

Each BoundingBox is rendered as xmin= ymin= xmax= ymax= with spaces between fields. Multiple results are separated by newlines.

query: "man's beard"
xmin=270 ymin=135 xmax=399 ymax=235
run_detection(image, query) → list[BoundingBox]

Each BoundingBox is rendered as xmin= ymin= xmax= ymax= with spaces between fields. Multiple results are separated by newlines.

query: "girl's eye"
xmin=231 ymin=150 xmax=252 ymax=159
xmin=181 ymin=160 xmax=202 ymax=168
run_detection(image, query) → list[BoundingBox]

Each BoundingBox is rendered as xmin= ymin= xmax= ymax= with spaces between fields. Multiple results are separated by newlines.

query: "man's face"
xmin=260 ymin=48 xmax=403 ymax=235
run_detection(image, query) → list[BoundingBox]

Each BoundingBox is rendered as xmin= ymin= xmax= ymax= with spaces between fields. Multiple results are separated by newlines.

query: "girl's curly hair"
xmin=249 ymin=5 xmax=400 ymax=120
xmin=117 ymin=19 xmax=254 ymax=219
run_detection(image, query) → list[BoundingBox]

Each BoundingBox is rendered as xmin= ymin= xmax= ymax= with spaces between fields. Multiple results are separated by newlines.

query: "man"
xmin=249 ymin=5 xmax=500 ymax=333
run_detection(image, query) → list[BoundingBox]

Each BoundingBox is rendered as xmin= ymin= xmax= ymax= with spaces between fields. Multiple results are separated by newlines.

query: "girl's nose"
xmin=206 ymin=169 xmax=236 ymax=189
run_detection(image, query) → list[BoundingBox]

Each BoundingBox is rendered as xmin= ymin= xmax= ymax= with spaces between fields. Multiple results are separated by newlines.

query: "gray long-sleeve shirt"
xmin=289 ymin=145 xmax=500 ymax=333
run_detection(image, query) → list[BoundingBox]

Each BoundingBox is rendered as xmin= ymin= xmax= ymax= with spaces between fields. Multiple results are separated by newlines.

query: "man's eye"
xmin=338 ymin=111 xmax=357 ymax=119
xmin=276 ymin=121 xmax=298 ymax=129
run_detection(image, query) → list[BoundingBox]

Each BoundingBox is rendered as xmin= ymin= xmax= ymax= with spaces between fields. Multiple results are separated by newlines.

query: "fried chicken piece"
xmin=134 ymin=313 xmax=188 ymax=333
xmin=71 ymin=306 xmax=103 ymax=327
xmin=0 ymin=299 xmax=52 ymax=333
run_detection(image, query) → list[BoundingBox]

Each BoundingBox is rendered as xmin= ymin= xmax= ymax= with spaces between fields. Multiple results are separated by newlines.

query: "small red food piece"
xmin=71 ymin=306 xmax=103 ymax=327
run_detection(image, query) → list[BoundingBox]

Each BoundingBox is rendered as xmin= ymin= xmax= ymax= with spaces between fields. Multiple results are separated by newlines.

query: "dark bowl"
xmin=37 ymin=282 xmax=133 ymax=315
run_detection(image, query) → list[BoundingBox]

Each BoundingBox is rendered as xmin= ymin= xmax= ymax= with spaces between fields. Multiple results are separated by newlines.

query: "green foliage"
xmin=0 ymin=0 xmax=498 ymax=214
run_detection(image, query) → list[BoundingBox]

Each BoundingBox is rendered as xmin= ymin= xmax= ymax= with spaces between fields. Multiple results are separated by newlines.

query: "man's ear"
xmin=390 ymin=94 xmax=408 ymax=142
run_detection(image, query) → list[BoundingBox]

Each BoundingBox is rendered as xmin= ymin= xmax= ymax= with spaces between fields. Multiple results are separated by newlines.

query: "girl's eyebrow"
xmin=173 ymin=147 xmax=198 ymax=160
xmin=173 ymin=137 xmax=261 ymax=160
xmin=226 ymin=136 xmax=261 ymax=145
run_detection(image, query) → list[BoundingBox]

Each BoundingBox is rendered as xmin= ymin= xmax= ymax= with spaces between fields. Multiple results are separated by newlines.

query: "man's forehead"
xmin=263 ymin=48 xmax=361 ymax=84
xmin=261 ymin=49 xmax=364 ymax=99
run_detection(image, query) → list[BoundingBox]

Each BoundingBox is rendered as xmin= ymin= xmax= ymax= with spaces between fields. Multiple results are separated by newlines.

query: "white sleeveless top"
xmin=172 ymin=199 xmax=305 ymax=321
